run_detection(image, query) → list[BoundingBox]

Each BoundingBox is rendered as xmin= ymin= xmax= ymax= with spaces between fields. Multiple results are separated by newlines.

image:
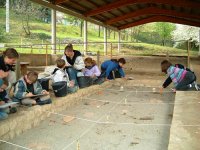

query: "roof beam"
xmin=55 ymin=0 xmax=69 ymax=5
xmin=118 ymin=16 xmax=200 ymax=30
xmin=84 ymin=0 xmax=200 ymax=17
xmin=106 ymin=7 xmax=200 ymax=25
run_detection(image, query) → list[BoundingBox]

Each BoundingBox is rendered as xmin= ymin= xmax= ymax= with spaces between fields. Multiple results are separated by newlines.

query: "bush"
xmin=37 ymin=33 xmax=51 ymax=40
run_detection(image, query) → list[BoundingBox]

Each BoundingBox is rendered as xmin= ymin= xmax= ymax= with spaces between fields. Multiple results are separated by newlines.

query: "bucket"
xmin=77 ymin=76 xmax=92 ymax=88
xmin=52 ymin=81 xmax=67 ymax=97
xmin=38 ymin=78 xmax=50 ymax=91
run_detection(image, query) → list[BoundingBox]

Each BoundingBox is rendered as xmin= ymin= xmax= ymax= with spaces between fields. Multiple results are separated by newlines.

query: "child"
xmin=13 ymin=71 xmax=52 ymax=105
xmin=52 ymin=58 xmax=78 ymax=93
xmin=84 ymin=57 xmax=100 ymax=77
xmin=161 ymin=60 xmax=198 ymax=90
xmin=100 ymin=58 xmax=126 ymax=80
xmin=161 ymin=60 xmax=198 ymax=91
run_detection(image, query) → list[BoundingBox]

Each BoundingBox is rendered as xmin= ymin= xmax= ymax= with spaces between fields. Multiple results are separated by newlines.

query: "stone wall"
xmin=0 ymin=82 xmax=110 ymax=141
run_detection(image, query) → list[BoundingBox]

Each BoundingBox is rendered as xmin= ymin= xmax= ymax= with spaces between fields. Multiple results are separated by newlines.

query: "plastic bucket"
xmin=52 ymin=81 xmax=67 ymax=97
xmin=38 ymin=78 xmax=50 ymax=91
xmin=77 ymin=76 xmax=92 ymax=88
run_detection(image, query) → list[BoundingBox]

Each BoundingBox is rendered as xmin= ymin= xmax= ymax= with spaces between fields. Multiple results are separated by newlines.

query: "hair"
xmin=161 ymin=60 xmax=172 ymax=73
xmin=111 ymin=58 xmax=126 ymax=64
xmin=3 ymin=48 xmax=19 ymax=59
xmin=27 ymin=71 xmax=38 ymax=83
xmin=118 ymin=58 xmax=126 ymax=64
xmin=64 ymin=43 xmax=73 ymax=52
xmin=84 ymin=57 xmax=96 ymax=65
xmin=56 ymin=58 xmax=65 ymax=68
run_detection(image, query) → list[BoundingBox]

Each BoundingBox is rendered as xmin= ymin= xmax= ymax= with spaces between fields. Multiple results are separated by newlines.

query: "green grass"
xmin=0 ymin=8 xmax=198 ymax=56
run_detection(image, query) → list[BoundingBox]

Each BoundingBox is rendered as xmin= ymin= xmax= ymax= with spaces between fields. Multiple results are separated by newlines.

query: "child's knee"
xmin=0 ymin=111 xmax=8 ymax=120
xmin=21 ymin=98 xmax=36 ymax=105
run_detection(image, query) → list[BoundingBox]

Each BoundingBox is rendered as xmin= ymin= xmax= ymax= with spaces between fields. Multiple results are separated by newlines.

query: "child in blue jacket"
xmin=100 ymin=58 xmax=126 ymax=80
xmin=13 ymin=71 xmax=52 ymax=105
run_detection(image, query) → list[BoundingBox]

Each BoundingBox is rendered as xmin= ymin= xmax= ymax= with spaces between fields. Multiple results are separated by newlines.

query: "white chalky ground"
xmin=0 ymin=85 xmax=175 ymax=150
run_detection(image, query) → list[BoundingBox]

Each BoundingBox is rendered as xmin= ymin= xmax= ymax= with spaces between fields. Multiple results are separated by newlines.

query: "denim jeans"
xmin=0 ymin=109 xmax=8 ymax=120
xmin=66 ymin=67 xmax=79 ymax=86
xmin=176 ymin=71 xmax=196 ymax=91
xmin=67 ymin=86 xmax=78 ymax=94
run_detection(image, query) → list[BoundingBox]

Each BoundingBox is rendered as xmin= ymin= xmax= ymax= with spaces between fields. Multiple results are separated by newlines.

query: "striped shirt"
xmin=167 ymin=66 xmax=187 ymax=86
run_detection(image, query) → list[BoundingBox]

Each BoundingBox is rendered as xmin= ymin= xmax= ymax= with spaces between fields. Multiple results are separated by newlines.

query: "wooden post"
xmin=187 ymin=40 xmax=190 ymax=68
xmin=31 ymin=45 xmax=33 ymax=54
xmin=166 ymin=51 xmax=169 ymax=60
xmin=59 ymin=38 xmax=61 ymax=53
xmin=15 ymin=59 xmax=21 ymax=80
xmin=97 ymin=51 xmax=100 ymax=68
xmin=110 ymin=42 xmax=113 ymax=59
xmin=46 ymin=44 xmax=48 ymax=66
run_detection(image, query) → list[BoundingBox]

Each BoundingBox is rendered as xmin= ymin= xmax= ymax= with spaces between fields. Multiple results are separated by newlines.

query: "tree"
xmin=131 ymin=25 xmax=145 ymax=42
xmin=173 ymin=24 xmax=200 ymax=43
xmin=155 ymin=22 xmax=175 ymax=46
xmin=65 ymin=14 xmax=83 ymax=37
xmin=10 ymin=0 xmax=45 ymax=36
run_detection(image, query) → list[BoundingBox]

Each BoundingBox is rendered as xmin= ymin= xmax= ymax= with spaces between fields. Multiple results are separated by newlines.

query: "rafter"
xmin=106 ymin=7 xmax=200 ymax=25
xmin=118 ymin=16 xmax=200 ymax=30
xmin=54 ymin=0 xmax=69 ymax=5
xmin=84 ymin=0 xmax=200 ymax=17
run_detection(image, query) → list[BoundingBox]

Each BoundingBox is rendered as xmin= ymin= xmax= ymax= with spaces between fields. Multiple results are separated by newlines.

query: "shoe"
xmin=193 ymin=81 xmax=199 ymax=91
xmin=9 ymin=107 xmax=17 ymax=114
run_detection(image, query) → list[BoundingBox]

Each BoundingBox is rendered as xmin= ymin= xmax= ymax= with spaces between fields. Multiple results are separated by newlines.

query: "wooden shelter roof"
xmin=31 ymin=0 xmax=200 ymax=31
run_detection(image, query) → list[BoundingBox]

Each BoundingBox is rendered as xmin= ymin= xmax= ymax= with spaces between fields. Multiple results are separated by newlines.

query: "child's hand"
xmin=26 ymin=92 xmax=34 ymax=97
xmin=69 ymin=80 xmax=75 ymax=87
xmin=0 ymin=70 xmax=9 ymax=78
xmin=91 ymin=74 xmax=96 ymax=78
xmin=42 ymin=90 xmax=49 ymax=95
xmin=0 ymin=101 xmax=5 ymax=105
xmin=81 ymin=68 xmax=86 ymax=72
xmin=171 ymin=88 xmax=176 ymax=93
xmin=159 ymin=87 xmax=163 ymax=94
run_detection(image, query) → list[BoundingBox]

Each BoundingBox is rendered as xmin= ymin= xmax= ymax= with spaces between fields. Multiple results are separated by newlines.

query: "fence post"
xmin=46 ymin=44 xmax=48 ymax=66
xmin=97 ymin=51 xmax=100 ymax=68
xmin=59 ymin=38 xmax=61 ymax=53
xmin=31 ymin=45 xmax=33 ymax=54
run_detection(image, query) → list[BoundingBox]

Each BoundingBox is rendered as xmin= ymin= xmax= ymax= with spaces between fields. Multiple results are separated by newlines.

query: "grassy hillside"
xmin=0 ymin=8 xmax=198 ymax=56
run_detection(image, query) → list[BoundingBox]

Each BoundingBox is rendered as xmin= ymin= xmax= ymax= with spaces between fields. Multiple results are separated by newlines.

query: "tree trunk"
xmin=80 ymin=21 xmax=83 ymax=37
xmin=113 ymin=31 xmax=115 ymax=39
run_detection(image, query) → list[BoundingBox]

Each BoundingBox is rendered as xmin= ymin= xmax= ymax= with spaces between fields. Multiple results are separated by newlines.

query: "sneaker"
xmin=193 ymin=81 xmax=199 ymax=91
xmin=9 ymin=107 xmax=17 ymax=114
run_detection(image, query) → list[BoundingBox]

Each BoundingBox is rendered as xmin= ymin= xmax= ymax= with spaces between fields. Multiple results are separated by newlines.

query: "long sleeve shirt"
xmin=51 ymin=68 xmax=70 ymax=87
xmin=162 ymin=64 xmax=194 ymax=88
xmin=101 ymin=60 xmax=125 ymax=78
xmin=61 ymin=50 xmax=85 ymax=71
xmin=167 ymin=66 xmax=187 ymax=87
xmin=84 ymin=65 xmax=101 ymax=77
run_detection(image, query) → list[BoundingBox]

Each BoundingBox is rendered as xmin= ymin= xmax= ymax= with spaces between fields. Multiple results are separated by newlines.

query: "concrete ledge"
xmin=168 ymin=91 xmax=200 ymax=150
xmin=0 ymin=78 xmax=163 ymax=141
xmin=0 ymin=82 xmax=111 ymax=141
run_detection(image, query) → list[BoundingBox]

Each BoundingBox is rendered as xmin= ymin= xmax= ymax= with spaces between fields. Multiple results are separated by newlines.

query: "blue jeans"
xmin=176 ymin=71 xmax=196 ymax=91
xmin=66 ymin=68 xmax=79 ymax=86
xmin=67 ymin=86 xmax=78 ymax=94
